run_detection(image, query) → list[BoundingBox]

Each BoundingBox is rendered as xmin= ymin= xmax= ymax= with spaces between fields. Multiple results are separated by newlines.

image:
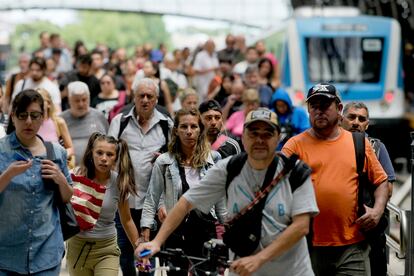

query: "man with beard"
xmin=282 ymin=83 xmax=389 ymax=276
xmin=136 ymin=108 xmax=319 ymax=276
xmin=12 ymin=57 xmax=61 ymax=113
xmin=199 ymin=100 xmax=241 ymax=158
xmin=341 ymin=101 xmax=395 ymax=276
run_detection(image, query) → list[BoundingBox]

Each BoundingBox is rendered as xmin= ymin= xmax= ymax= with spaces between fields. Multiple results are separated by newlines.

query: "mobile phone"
xmin=139 ymin=249 xmax=152 ymax=258
xmin=13 ymin=152 xmax=27 ymax=161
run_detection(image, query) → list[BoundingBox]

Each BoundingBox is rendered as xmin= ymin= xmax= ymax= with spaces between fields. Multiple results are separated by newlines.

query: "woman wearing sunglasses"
xmin=0 ymin=89 xmax=73 ymax=276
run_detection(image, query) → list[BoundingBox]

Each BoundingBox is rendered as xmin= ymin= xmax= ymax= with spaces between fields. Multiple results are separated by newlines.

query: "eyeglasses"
xmin=16 ymin=111 xmax=43 ymax=121
xmin=136 ymin=93 xmax=156 ymax=100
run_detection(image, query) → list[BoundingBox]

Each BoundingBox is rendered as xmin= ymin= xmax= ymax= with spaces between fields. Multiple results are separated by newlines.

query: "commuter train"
xmin=279 ymin=6 xmax=409 ymax=162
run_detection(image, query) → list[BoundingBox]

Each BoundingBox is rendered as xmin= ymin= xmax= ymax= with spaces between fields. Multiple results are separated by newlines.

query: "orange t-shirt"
xmin=282 ymin=129 xmax=387 ymax=246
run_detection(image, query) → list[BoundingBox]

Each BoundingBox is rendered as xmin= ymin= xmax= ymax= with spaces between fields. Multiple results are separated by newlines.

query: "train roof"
xmin=294 ymin=6 xmax=360 ymax=18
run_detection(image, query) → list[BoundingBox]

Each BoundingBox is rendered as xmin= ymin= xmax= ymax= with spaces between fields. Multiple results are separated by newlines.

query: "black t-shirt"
xmin=59 ymin=70 xmax=101 ymax=106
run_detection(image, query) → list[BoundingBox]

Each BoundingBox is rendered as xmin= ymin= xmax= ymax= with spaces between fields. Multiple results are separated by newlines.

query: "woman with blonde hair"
xmin=225 ymin=88 xmax=260 ymax=138
xmin=140 ymin=108 xmax=225 ymax=275
xmin=36 ymin=88 xmax=75 ymax=168
xmin=179 ymin=88 xmax=199 ymax=111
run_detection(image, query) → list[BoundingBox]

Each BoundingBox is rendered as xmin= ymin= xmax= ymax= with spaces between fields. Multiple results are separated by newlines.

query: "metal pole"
xmin=409 ymin=131 xmax=414 ymax=276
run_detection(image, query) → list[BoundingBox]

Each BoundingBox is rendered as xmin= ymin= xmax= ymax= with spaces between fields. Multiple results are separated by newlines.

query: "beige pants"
xmin=66 ymin=235 xmax=121 ymax=276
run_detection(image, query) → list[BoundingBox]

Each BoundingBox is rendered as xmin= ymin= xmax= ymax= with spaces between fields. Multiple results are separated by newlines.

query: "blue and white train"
xmin=281 ymin=6 xmax=405 ymax=124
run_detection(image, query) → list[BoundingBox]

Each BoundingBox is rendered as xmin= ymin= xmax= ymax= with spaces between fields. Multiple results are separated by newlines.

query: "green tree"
xmin=9 ymin=11 xmax=170 ymax=61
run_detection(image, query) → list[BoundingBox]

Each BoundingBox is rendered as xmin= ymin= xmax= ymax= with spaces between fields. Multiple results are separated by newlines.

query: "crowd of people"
xmin=0 ymin=30 xmax=396 ymax=276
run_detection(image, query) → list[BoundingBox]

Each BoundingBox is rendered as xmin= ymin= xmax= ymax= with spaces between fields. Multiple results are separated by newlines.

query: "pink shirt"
xmin=225 ymin=110 xmax=245 ymax=137
xmin=38 ymin=118 xmax=59 ymax=143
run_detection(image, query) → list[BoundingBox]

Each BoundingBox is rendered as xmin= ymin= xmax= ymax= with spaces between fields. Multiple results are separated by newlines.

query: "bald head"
xmin=205 ymin=39 xmax=216 ymax=54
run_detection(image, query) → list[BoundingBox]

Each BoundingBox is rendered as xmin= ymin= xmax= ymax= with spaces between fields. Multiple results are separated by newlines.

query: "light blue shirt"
xmin=108 ymin=108 xmax=173 ymax=209
xmin=0 ymin=132 xmax=72 ymax=274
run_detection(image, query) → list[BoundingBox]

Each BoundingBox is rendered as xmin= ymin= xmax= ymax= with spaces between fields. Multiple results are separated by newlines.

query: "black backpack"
xmin=223 ymin=152 xmax=312 ymax=256
xmin=117 ymin=105 xmax=170 ymax=153
xmin=352 ymin=132 xmax=388 ymax=237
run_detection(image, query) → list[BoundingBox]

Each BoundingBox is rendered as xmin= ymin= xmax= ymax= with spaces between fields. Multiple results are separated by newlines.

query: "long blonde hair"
xmin=168 ymin=108 xmax=211 ymax=168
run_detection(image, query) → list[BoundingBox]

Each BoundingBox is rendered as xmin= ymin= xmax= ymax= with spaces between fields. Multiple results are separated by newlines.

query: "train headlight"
xmin=380 ymin=90 xmax=394 ymax=109
xmin=294 ymin=90 xmax=305 ymax=105
xmin=385 ymin=90 xmax=394 ymax=104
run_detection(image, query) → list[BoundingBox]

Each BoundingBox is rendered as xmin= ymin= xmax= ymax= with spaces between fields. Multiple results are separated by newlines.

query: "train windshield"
xmin=305 ymin=37 xmax=383 ymax=83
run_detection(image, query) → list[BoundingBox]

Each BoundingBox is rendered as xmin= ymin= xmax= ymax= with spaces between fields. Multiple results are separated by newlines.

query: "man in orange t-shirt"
xmin=282 ymin=83 xmax=388 ymax=276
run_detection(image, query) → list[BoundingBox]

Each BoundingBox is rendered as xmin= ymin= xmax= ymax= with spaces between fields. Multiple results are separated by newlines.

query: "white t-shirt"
xmin=183 ymin=166 xmax=200 ymax=188
xmin=12 ymin=77 xmax=62 ymax=112
xmin=184 ymin=156 xmax=319 ymax=276
xmin=193 ymin=50 xmax=219 ymax=102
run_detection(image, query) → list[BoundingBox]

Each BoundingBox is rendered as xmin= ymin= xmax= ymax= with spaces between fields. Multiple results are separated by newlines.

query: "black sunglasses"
xmin=16 ymin=111 xmax=43 ymax=121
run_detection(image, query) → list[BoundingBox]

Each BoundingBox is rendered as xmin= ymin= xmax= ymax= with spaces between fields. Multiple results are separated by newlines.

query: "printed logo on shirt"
xmin=278 ymin=204 xmax=285 ymax=216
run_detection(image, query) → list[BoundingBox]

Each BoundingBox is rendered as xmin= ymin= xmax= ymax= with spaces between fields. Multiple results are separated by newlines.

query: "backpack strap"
xmin=352 ymin=131 xmax=366 ymax=215
xmin=117 ymin=115 xmax=132 ymax=139
xmin=280 ymin=153 xmax=311 ymax=193
xmin=352 ymin=132 xmax=365 ymax=175
xmin=44 ymin=141 xmax=56 ymax=161
xmin=159 ymin=119 xmax=169 ymax=153
xmin=117 ymin=105 xmax=134 ymax=139
xmin=225 ymin=152 xmax=248 ymax=196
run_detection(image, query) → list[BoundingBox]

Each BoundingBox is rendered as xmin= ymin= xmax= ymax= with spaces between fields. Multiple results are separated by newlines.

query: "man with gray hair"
xmin=341 ymin=101 xmax=395 ymax=276
xmin=108 ymin=77 xmax=173 ymax=276
xmin=60 ymin=81 xmax=109 ymax=165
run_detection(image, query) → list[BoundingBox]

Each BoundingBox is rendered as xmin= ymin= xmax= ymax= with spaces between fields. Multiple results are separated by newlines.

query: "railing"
xmin=386 ymin=202 xmax=411 ymax=276
xmin=387 ymin=131 xmax=414 ymax=276
xmin=386 ymin=202 xmax=409 ymax=258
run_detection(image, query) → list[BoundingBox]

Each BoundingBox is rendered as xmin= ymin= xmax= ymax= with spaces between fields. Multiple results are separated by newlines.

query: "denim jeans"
xmin=0 ymin=264 xmax=60 ymax=276
xmin=116 ymin=209 xmax=152 ymax=276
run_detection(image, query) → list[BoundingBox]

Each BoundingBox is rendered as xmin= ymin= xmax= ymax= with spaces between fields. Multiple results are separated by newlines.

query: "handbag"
xmin=70 ymin=174 xmax=107 ymax=231
xmin=223 ymin=154 xmax=294 ymax=257
xmin=44 ymin=142 xmax=80 ymax=241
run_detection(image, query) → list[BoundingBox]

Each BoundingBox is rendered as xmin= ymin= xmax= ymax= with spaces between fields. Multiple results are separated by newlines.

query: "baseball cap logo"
xmin=306 ymin=82 xmax=341 ymax=102
xmin=251 ymin=109 xmax=271 ymax=120
xmin=313 ymin=84 xmax=330 ymax=92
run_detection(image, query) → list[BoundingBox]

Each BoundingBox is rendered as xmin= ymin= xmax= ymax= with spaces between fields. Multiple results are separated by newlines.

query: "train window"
xmin=306 ymin=37 xmax=383 ymax=83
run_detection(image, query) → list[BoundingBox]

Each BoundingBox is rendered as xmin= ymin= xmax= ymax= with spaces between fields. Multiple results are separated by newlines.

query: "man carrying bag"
xmin=136 ymin=108 xmax=319 ymax=276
